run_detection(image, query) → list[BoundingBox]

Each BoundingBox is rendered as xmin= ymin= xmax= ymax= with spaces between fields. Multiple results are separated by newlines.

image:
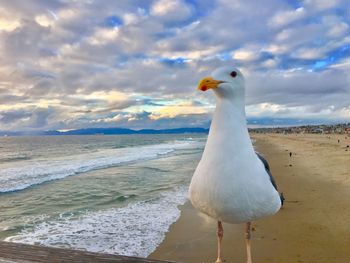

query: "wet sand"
xmin=149 ymin=133 xmax=350 ymax=263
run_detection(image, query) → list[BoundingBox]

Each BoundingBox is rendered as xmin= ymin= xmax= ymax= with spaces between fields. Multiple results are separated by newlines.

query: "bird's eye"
xmin=230 ymin=71 xmax=237 ymax=78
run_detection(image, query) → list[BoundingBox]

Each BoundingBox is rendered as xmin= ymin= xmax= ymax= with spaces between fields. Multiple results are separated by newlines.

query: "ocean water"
xmin=0 ymin=134 xmax=206 ymax=257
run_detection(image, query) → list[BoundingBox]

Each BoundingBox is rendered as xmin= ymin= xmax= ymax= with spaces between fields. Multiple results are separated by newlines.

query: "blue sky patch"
xmin=104 ymin=16 xmax=122 ymax=27
xmin=285 ymin=0 xmax=303 ymax=9
xmin=160 ymin=57 xmax=189 ymax=67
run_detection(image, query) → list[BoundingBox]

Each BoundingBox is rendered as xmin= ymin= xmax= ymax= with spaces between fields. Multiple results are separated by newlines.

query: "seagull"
xmin=189 ymin=67 xmax=283 ymax=263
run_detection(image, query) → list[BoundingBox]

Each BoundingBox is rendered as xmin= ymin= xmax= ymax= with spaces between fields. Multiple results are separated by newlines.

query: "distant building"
xmin=250 ymin=123 xmax=350 ymax=134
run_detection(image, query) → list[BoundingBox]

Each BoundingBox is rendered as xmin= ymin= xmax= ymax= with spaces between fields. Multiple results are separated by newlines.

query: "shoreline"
xmin=149 ymin=133 xmax=350 ymax=262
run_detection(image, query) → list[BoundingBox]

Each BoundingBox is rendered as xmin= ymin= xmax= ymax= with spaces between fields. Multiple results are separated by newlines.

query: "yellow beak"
xmin=198 ymin=76 xmax=224 ymax=91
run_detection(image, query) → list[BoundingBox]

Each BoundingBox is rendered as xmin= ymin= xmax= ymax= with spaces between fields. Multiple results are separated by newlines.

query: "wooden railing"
xmin=0 ymin=241 xmax=175 ymax=263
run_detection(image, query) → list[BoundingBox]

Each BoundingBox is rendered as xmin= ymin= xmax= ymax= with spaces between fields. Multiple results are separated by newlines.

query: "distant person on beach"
xmin=338 ymin=139 xmax=340 ymax=143
xmin=289 ymin=152 xmax=292 ymax=157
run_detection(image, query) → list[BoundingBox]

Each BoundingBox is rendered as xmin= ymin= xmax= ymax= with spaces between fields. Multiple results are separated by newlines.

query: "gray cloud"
xmin=0 ymin=109 xmax=32 ymax=124
xmin=246 ymin=68 xmax=350 ymax=110
xmin=0 ymin=107 xmax=57 ymax=130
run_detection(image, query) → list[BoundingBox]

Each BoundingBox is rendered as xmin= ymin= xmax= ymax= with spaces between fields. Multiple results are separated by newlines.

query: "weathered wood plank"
xmin=0 ymin=241 xmax=174 ymax=263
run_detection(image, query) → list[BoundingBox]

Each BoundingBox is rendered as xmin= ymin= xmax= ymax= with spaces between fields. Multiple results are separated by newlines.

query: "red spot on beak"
xmin=200 ymin=85 xmax=207 ymax=91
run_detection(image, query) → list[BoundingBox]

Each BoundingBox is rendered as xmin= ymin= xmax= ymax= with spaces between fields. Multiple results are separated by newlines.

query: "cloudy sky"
xmin=0 ymin=0 xmax=350 ymax=131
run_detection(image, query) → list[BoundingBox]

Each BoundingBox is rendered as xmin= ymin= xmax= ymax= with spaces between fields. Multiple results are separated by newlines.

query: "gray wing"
xmin=256 ymin=152 xmax=278 ymax=191
xmin=256 ymin=152 xmax=285 ymax=206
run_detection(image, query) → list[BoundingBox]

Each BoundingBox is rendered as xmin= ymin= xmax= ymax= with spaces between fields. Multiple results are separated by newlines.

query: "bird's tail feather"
xmin=280 ymin=192 xmax=285 ymax=206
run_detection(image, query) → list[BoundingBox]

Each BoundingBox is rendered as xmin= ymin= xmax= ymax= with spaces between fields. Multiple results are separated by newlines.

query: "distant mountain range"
xmin=1 ymin=119 xmax=347 ymax=136
xmin=0 ymin=127 xmax=209 ymax=136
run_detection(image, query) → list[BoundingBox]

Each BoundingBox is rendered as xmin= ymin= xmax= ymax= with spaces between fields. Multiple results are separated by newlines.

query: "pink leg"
xmin=245 ymin=222 xmax=252 ymax=263
xmin=215 ymin=221 xmax=224 ymax=263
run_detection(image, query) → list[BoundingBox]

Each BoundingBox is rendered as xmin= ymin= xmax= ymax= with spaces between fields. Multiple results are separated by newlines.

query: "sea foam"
xmin=0 ymin=141 xmax=195 ymax=193
xmin=5 ymin=188 xmax=188 ymax=257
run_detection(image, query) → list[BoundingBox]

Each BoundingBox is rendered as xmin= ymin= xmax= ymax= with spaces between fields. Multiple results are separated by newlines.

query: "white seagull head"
xmin=198 ymin=66 xmax=245 ymax=100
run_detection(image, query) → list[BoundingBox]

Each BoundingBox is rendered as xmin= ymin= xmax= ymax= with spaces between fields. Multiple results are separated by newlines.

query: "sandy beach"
xmin=149 ymin=133 xmax=350 ymax=263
